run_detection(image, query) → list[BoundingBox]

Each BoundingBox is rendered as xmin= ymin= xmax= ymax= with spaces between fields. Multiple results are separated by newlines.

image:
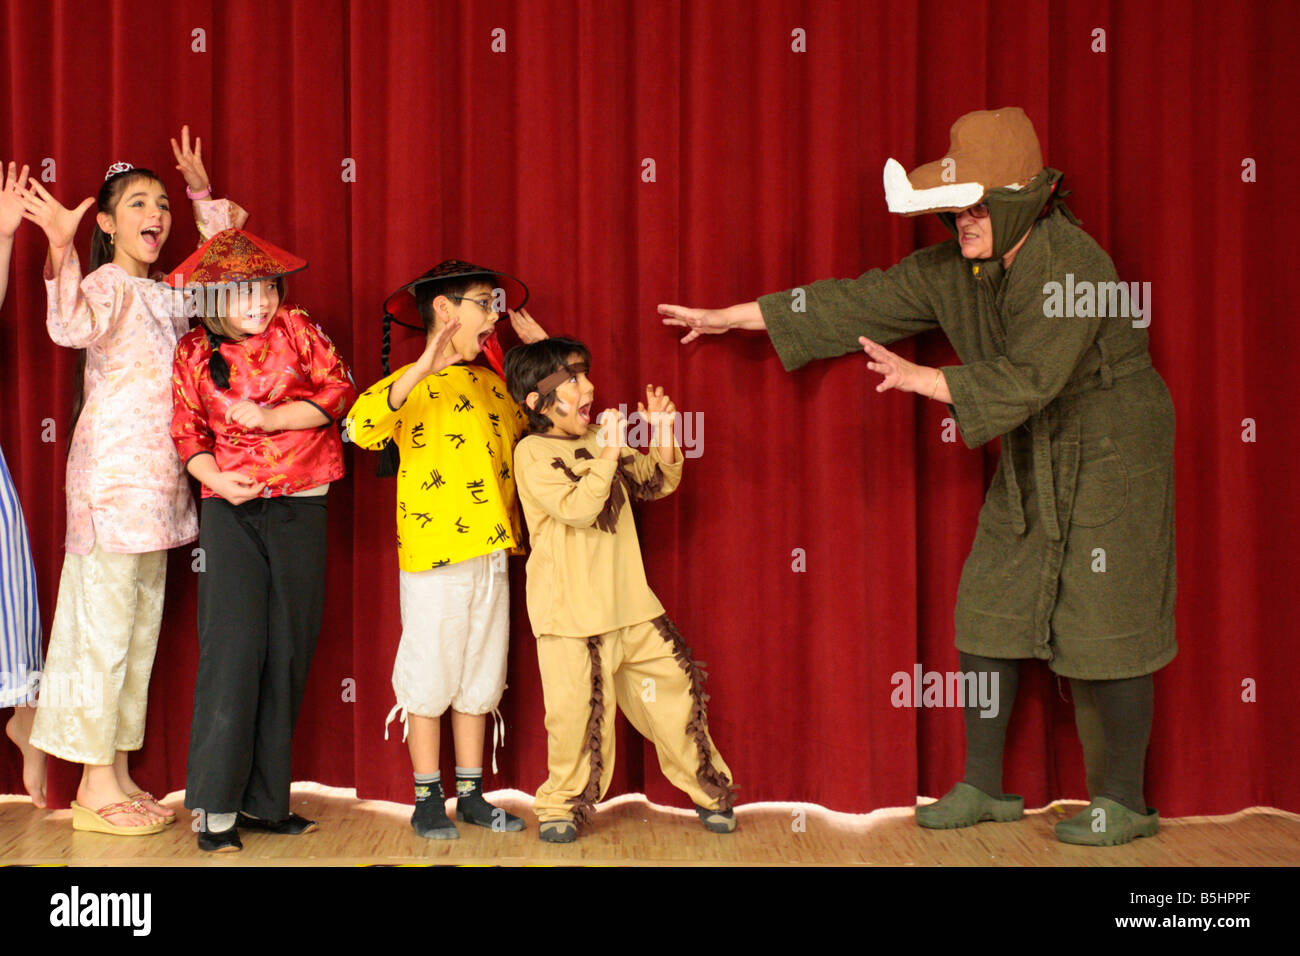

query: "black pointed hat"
xmin=381 ymin=259 xmax=529 ymax=332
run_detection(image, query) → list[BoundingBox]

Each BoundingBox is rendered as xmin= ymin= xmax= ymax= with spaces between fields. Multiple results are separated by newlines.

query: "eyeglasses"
xmin=958 ymin=203 xmax=990 ymax=219
xmin=446 ymin=295 xmax=498 ymax=315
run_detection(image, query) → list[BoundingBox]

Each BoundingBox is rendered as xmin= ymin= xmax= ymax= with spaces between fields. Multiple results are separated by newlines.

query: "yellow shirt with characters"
xmin=347 ymin=363 xmax=527 ymax=571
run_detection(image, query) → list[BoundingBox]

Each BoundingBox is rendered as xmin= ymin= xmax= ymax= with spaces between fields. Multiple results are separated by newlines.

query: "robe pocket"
xmin=1070 ymin=436 xmax=1129 ymax=528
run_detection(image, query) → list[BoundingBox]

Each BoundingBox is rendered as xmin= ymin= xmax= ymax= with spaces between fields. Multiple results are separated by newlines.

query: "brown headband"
xmin=536 ymin=362 xmax=589 ymax=398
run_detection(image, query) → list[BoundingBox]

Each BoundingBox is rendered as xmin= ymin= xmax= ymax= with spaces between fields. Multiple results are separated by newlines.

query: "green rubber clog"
xmin=915 ymin=781 xmax=1025 ymax=829
xmin=1055 ymin=797 xmax=1159 ymax=846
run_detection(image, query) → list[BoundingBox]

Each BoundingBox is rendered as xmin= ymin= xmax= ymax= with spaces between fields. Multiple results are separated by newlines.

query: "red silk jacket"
xmin=171 ymin=306 xmax=357 ymax=497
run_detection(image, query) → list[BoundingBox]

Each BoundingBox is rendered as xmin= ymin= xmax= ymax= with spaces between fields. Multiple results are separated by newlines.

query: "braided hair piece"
xmin=206 ymin=328 xmax=232 ymax=390
xmin=375 ymin=311 xmax=400 ymax=477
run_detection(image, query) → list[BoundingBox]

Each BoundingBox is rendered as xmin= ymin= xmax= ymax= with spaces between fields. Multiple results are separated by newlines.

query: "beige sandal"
xmin=71 ymin=800 xmax=167 ymax=836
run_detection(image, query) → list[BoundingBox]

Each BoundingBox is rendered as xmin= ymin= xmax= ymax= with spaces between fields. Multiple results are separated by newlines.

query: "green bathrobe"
xmin=758 ymin=208 xmax=1176 ymax=679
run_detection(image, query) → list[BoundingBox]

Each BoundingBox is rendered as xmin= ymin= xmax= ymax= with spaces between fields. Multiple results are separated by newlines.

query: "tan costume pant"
xmin=29 ymin=544 xmax=167 ymax=765
xmin=534 ymin=615 xmax=735 ymax=824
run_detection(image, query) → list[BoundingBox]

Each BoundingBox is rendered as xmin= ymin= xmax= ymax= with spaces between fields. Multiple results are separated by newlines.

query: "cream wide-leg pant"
xmin=533 ymin=615 xmax=735 ymax=824
xmin=29 ymin=544 xmax=166 ymax=765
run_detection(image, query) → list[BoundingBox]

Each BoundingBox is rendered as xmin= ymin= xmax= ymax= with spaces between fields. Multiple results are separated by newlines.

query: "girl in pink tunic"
xmin=20 ymin=128 xmax=242 ymax=835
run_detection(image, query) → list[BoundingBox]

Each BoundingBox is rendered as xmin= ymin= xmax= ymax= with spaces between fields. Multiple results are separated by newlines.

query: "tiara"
xmin=104 ymin=161 xmax=134 ymax=180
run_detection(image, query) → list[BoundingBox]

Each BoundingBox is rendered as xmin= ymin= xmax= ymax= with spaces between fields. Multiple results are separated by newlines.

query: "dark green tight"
xmin=958 ymin=652 xmax=1154 ymax=813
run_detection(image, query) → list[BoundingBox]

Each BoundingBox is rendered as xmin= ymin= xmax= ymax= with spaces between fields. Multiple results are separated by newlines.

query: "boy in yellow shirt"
xmin=505 ymin=337 xmax=737 ymax=842
xmin=347 ymin=260 xmax=544 ymax=839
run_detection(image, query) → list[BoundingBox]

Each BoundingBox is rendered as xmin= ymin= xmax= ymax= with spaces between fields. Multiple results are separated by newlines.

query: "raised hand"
xmin=597 ymin=406 xmax=628 ymax=452
xmin=637 ymin=384 xmax=676 ymax=429
xmin=20 ymin=180 xmax=95 ymax=252
xmin=0 ymin=162 xmax=30 ymax=239
xmin=384 ymin=319 xmax=464 ymax=413
xmin=508 ymin=307 xmax=547 ymax=344
xmin=170 ymin=125 xmax=210 ymax=194
xmin=416 ymin=318 xmax=463 ymax=376
xmin=658 ymin=303 xmax=731 ymax=345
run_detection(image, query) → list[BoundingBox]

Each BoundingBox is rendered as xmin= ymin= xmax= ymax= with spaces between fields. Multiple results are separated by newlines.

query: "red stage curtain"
xmin=1 ymin=0 xmax=1295 ymax=818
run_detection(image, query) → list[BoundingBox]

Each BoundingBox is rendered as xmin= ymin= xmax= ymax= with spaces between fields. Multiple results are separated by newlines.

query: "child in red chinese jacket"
xmin=168 ymin=228 xmax=357 ymax=852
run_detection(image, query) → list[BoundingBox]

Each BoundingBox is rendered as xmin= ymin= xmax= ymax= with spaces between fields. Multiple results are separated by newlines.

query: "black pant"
xmin=185 ymin=495 xmax=328 ymax=819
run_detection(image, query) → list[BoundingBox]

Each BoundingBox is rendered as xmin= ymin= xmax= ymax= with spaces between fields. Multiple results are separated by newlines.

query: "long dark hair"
xmin=375 ymin=273 xmax=485 ymax=477
xmin=67 ymin=167 xmax=166 ymax=439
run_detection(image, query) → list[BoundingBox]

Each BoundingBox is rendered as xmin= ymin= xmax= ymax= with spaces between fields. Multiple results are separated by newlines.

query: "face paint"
xmin=539 ymin=355 xmax=594 ymax=438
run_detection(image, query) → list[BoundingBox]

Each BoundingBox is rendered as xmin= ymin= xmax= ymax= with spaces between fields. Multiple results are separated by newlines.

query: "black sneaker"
xmin=695 ymin=804 xmax=737 ymax=833
xmin=538 ymin=819 xmax=577 ymax=843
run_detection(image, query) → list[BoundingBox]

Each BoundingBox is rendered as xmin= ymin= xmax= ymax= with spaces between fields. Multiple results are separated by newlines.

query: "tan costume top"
xmin=513 ymin=428 xmax=682 ymax=638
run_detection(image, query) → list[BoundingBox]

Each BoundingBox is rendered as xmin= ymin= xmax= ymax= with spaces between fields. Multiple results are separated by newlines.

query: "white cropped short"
xmin=388 ymin=551 xmax=509 ymax=727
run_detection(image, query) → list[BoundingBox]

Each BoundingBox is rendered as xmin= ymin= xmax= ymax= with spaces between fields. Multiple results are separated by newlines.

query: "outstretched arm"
xmin=171 ymin=125 xmax=248 ymax=238
xmin=0 ymin=161 xmax=30 ymax=308
xmin=661 ymin=250 xmax=943 ymax=373
xmin=658 ymin=301 xmax=765 ymax=345
xmin=20 ymin=179 xmax=95 ymax=280
xmin=21 ymin=180 xmax=116 ymax=348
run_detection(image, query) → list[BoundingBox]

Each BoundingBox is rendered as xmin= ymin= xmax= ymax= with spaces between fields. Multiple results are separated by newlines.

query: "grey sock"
xmin=455 ymin=766 xmax=482 ymax=797
xmin=414 ymin=771 xmax=441 ymax=802
xmin=206 ymin=811 xmax=237 ymax=832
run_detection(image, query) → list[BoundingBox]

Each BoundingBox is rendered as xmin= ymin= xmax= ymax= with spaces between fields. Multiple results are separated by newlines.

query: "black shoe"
xmin=197 ymin=825 xmax=243 ymax=853
xmin=538 ymin=819 xmax=577 ymax=843
xmin=236 ymin=812 xmax=318 ymax=835
xmin=456 ymin=791 xmax=525 ymax=832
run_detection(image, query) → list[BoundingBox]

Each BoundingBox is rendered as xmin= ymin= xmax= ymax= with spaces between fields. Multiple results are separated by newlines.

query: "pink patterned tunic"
xmin=44 ymin=199 xmax=244 ymax=554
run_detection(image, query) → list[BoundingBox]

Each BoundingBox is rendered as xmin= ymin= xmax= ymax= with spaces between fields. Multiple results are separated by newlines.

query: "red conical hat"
xmin=165 ymin=228 xmax=307 ymax=287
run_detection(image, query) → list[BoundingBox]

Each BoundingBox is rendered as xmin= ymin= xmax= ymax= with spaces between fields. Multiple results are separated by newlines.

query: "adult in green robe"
xmin=660 ymin=108 xmax=1174 ymax=846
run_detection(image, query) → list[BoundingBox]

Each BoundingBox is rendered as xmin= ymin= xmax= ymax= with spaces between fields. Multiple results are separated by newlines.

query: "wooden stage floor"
xmin=2 ymin=783 xmax=1297 ymax=866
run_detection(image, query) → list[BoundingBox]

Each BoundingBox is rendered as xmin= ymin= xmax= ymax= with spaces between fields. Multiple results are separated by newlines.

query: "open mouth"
xmin=477 ymin=328 xmax=493 ymax=348
xmin=578 ymin=402 xmax=592 ymax=424
xmin=141 ymin=226 xmax=163 ymax=250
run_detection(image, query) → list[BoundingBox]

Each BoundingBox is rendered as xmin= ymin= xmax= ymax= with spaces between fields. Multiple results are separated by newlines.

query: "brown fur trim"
xmin=593 ymin=470 xmax=628 ymax=533
xmin=619 ymin=453 xmax=664 ymax=500
xmin=550 ymin=456 xmax=581 ymax=482
xmin=554 ymin=450 xmax=629 ymax=533
xmin=651 ymin=614 xmax=737 ymax=811
xmin=566 ymin=634 xmax=606 ymax=829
